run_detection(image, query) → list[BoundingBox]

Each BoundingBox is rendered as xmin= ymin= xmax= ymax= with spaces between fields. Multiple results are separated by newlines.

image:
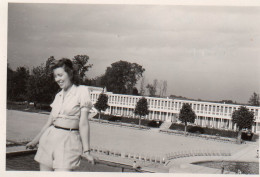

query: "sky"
xmin=7 ymin=3 xmax=260 ymax=104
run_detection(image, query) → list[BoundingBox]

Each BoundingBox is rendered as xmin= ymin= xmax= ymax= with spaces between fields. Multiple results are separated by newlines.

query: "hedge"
xmin=93 ymin=114 xmax=163 ymax=128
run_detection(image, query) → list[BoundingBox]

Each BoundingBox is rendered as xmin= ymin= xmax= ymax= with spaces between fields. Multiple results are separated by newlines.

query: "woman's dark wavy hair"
xmin=50 ymin=58 xmax=80 ymax=86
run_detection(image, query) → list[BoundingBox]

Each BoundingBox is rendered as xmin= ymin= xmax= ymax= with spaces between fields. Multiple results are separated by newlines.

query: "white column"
xmin=202 ymin=117 xmax=205 ymax=127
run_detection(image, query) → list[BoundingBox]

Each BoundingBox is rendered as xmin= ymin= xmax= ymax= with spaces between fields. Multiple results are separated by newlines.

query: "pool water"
xmin=193 ymin=161 xmax=259 ymax=174
xmin=6 ymin=153 xmax=137 ymax=172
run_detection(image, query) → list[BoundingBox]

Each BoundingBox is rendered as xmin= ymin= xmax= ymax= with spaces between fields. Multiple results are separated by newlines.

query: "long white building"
xmin=88 ymin=87 xmax=260 ymax=133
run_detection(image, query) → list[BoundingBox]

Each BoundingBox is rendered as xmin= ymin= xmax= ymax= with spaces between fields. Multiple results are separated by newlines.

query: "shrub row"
xmin=93 ymin=114 xmax=163 ymax=128
xmin=169 ymin=123 xmax=238 ymax=138
xmin=7 ymin=102 xmax=52 ymax=112
xmin=169 ymin=123 xmax=258 ymax=141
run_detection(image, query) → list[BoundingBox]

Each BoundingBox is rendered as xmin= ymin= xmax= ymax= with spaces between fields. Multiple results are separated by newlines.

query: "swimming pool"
xmin=6 ymin=152 xmax=140 ymax=172
xmin=192 ymin=161 xmax=259 ymax=174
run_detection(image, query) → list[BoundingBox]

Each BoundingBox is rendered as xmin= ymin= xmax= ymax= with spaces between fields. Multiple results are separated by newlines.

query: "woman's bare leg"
xmin=40 ymin=163 xmax=53 ymax=171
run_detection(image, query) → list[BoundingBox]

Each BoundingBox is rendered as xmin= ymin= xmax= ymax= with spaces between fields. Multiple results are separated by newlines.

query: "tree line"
xmin=7 ymin=55 xmax=146 ymax=105
xmin=7 ymin=54 xmax=260 ymax=107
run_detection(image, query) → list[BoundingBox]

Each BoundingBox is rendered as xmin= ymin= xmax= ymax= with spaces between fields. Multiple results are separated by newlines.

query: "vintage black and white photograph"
xmin=4 ymin=0 xmax=260 ymax=175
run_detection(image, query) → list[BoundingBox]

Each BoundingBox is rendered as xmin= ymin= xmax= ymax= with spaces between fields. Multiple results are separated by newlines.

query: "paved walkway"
xmin=6 ymin=110 xmax=259 ymax=173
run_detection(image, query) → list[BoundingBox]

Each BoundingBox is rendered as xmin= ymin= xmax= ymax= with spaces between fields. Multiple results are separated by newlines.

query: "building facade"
xmin=89 ymin=87 xmax=260 ymax=133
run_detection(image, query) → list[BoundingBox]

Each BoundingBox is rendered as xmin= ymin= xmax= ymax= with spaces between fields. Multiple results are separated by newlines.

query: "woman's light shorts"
xmin=34 ymin=125 xmax=83 ymax=169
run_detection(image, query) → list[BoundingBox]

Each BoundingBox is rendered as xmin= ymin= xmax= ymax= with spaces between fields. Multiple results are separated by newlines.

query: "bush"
xmin=35 ymin=103 xmax=51 ymax=112
xmin=203 ymin=127 xmax=237 ymax=138
xmin=169 ymin=123 xmax=238 ymax=138
xmin=108 ymin=116 xmax=122 ymax=122
xmin=241 ymin=132 xmax=254 ymax=141
xmin=93 ymin=114 xmax=163 ymax=128
xmin=188 ymin=126 xmax=204 ymax=134
xmin=169 ymin=123 xmax=185 ymax=131
xmin=93 ymin=114 xmax=111 ymax=120
xmin=147 ymin=120 xmax=163 ymax=128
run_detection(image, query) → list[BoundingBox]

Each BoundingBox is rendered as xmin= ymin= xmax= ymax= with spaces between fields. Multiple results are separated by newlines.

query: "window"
xmin=197 ymin=104 xmax=200 ymax=111
xmin=219 ymin=106 xmax=223 ymax=114
xmin=224 ymin=107 xmax=227 ymax=113
xmin=201 ymin=105 xmax=204 ymax=112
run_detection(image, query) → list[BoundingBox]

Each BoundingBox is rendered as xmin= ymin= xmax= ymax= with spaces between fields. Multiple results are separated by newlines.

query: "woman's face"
xmin=53 ymin=67 xmax=72 ymax=90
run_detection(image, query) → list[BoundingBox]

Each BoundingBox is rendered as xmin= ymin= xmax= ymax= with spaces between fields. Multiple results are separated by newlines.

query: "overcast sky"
xmin=7 ymin=3 xmax=260 ymax=104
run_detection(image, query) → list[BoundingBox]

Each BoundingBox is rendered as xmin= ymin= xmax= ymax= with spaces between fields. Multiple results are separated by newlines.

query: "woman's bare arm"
xmin=26 ymin=114 xmax=53 ymax=149
xmin=79 ymin=107 xmax=94 ymax=163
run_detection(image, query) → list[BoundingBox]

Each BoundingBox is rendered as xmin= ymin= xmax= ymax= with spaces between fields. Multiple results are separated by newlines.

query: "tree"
xmin=132 ymin=87 xmax=139 ymax=96
xmin=45 ymin=56 xmax=55 ymax=73
xmin=162 ymin=80 xmax=167 ymax=97
xmin=26 ymin=58 xmax=59 ymax=107
xmin=153 ymin=79 xmax=158 ymax=96
xmin=220 ymin=100 xmax=235 ymax=104
xmin=7 ymin=64 xmax=15 ymax=100
xmin=84 ymin=74 xmax=104 ymax=87
xmin=134 ymin=97 xmax=149 ymax=128
xmin=232 ymin=106 xmax=255 ymax=144
xmin=146 ymin=84 xmax=156 ymax=97
xmin=179 ymin=103 xmax=196 ymax=136
xmin=139 ymin=76 xmax=146 ymax=96
xmin=7 ymin=66 xmax=30 ymax=101
xmin=158 ymin=80 xmax=163 ymax=97
xmin=16 ymin=66 xmax=30 ymax=100
xmin=101 ymin=60 xmax=145 ymax=94
xmin=158 ymin=80 xmax=168 ymax=97
xmin=248 ymin=92 xmax=260 ymax=106
xmin=72 ymin=55 xmax=93 ymax=82
xmin=94 ymin=93 xmax=109 ymax=122
xmin=27 ymin=65 xmax=46 ymax=104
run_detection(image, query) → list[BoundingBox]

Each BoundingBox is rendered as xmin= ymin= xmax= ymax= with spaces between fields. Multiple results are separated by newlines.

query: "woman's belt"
xmin=54 ymin=125 xmax=79 ymax=131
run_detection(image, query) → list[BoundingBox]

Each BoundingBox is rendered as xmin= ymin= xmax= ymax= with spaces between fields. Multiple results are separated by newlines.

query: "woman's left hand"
xmin=82 ymin=152 xmax=95 ymax=165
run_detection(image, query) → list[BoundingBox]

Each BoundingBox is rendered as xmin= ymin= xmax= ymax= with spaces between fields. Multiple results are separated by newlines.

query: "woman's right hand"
xmin=26 ymin=141 xmax=37 ymax=150
xmin=82 ymin=152 xmax=95 ymax=165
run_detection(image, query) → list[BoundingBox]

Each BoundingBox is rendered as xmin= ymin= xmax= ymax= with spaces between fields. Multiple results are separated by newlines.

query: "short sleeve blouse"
xmin=50 ymin=85 xmax=93 ymax=120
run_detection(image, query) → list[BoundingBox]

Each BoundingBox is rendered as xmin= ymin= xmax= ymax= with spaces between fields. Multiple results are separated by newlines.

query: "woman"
xmin=26 ymin=58 xmax=94 ymax=171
